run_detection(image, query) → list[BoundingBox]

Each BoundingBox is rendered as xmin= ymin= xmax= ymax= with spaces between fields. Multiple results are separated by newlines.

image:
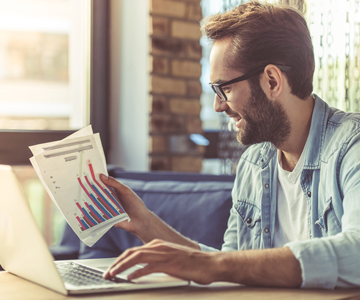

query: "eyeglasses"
xmin=209 ymin=64 xmax=291 ymax=102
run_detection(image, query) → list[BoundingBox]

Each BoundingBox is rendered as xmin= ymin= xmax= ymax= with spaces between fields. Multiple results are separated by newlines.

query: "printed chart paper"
xmin=29 ymin=126 xmax=130 ymax=247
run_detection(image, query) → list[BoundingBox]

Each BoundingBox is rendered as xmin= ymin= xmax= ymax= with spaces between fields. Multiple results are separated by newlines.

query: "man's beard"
xmin=229 ymin=80 xmax=291 ymax=147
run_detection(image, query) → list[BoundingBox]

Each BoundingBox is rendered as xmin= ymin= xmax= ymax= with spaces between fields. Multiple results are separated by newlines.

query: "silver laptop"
xmin=0 ymin=165 xmax=189 ymax=295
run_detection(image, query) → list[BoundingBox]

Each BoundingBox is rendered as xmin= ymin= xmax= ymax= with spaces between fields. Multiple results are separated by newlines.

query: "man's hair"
xmin=201 ymin=1 xmax=314 ymax=100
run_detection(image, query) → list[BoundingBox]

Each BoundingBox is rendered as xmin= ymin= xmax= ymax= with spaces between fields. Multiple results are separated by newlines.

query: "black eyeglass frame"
xmin=209 ymin=64 xmax=291 ymax=102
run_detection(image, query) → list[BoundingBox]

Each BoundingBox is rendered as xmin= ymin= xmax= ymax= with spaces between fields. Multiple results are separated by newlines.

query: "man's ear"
xmin=260 ymin=65 xmax=284 ymax=99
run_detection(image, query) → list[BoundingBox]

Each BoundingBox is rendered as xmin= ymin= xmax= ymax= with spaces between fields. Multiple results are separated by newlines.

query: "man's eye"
xmin=222 ymin=87 xmax=231 ymax=93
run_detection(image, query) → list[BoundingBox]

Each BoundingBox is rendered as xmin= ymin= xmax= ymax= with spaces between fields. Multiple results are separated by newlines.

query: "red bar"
xmin=77 ymin=177 xmax=110 ymax=220
xmin=89 ymin=211 xmax=99 ymax=223
xmin=88 ymin=162 xmax=123 ymax=211
xmin=76 ymin=216 xmax=86 ymax=231
xmin=84 ymin=175 xmax=118 ymax=216
xmin=83 ymin=216 xmax=92 ymax=227
xmin=96 ymin=196 xmax=116 ymax=217
xmin=75 ymin=202 xmax=95 ymax=226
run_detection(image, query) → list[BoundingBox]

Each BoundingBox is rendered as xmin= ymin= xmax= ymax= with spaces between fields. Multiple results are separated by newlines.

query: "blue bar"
xmin=92 ymin=185 xmax=119 ymax=215
xmin=81 ymin=208 xmax=98 ymax=225
xmin=109 ymin=187 xmax=126 ymax=213
xmin=89 ymin=193 xmax=112 ymax=219
xmin=81 ymin=220 xmax=89 ymax=229
xmin=103 ymin=188 xmax=125 ymax=213
xmin=89 ymin=204 xmax=106 ymax=222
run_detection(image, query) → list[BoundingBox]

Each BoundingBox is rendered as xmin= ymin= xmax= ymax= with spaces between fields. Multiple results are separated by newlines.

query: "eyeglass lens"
xmin=212 ymin=85 xmax=226 ymax=101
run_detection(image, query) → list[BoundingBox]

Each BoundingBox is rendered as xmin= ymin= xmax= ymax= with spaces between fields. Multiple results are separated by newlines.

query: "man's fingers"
xmin=111 ymin=246 xmax=142 ymax=268
xmin=106 ymin=250 xmax=168 ymax=278
xmin=109 ymin=251 xmax=165 ymax=276
xmin=104 ymin=247 xmax=139 ymax=277
xmin=127 ymin=264 xmax=163 ymax=280
xmin=108 ymin=240 xmax=169 ymax=271
xmin=100 ymin=174 xmax=132 ymax=195
xmin=105 ymin=242 xmax=163 ymax=277
xmin=107 ymin=240 xmax=174 ymax=274
xmin=100 ymin=174 xmax=120 ymax=189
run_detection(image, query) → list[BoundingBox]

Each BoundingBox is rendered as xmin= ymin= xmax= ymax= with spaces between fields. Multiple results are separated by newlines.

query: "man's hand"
xmin=104 ymin=239 xmax=302 ymax=287
xmin=100 ymin=174 xmax=151 ymax=235
xmin=100 ymin=174 xmax=201 ymax=248
xmin=103 ymin=239 xmax=218 ymax=285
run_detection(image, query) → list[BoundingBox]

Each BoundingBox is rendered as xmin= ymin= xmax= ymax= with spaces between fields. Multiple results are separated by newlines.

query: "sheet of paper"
xmin=29 ymin=127 xmax=130 ymax=247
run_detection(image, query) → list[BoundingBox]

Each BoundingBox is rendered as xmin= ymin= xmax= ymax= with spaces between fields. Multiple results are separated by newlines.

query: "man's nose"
xmin=213 ymin=94 xmax=228 ymax=112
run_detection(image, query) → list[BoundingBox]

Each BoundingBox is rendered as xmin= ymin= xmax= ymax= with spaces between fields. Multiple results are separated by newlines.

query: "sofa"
xmin=50 ymin=168 xmax=235 ymax=260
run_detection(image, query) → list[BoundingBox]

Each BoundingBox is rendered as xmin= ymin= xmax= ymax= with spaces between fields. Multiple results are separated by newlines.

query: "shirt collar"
xmin=259 ymin=142 xmax=277 ymax=168
xmin=302 ymin=94 xmax=332 ymax=169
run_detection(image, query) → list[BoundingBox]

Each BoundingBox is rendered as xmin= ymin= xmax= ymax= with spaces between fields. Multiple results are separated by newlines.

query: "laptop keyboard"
xmin=55 ymin=261 xmax=132 ymax=287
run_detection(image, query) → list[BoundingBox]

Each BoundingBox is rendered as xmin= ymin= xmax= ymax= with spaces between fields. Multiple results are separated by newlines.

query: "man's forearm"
xmin=132 ymin=211 xmax=201 ymax=250
xmin=131 ymin=213 xmax=302 ymax=287
xmin=212 ymin=247 xmax=302 ymax=287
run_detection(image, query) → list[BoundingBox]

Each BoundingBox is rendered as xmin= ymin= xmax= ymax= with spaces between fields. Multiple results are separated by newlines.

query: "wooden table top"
xmin=1 ymin=271 xmax=360 ymax=300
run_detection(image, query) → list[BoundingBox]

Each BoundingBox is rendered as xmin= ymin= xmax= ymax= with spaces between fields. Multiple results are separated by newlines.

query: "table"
xmin=1 ymin=271 xmax=360 ymax=300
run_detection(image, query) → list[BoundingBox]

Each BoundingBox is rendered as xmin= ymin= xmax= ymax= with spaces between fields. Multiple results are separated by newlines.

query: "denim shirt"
xmin=200 ymin=95 xmax=360 ymax=289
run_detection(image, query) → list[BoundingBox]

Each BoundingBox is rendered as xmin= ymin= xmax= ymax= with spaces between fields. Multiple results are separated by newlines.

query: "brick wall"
xmin=149 ymin=0 xmax=203 ymax=172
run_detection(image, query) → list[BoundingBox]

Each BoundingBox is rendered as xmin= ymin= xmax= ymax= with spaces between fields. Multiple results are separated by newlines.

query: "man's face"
xmin=209 ymin=39 xmax=291 ymax=146
xmin=230 ymin=79 xmax=291 ymax=146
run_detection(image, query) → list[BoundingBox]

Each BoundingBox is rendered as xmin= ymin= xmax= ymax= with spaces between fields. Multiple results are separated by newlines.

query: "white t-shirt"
xmin=273 ymin=144 xmax=310 ymax=247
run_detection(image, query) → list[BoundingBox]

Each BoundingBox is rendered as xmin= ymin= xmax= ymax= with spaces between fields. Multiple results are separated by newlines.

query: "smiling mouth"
xmin=226 ymin=114 xmax=242 ymax=122
xmin=226 ymin=114 xmax=243 ymax=130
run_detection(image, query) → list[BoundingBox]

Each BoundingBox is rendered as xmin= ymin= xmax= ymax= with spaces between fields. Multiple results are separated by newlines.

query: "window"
xmin=0 ymin=0 xmax=110 ymax=245
xmin=0 ymin=0 xmax=90 ymax=132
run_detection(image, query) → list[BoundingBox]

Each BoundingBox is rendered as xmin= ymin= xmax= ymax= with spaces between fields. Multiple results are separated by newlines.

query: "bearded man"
xmin=102 ymin=1 xmax=360 ymax=289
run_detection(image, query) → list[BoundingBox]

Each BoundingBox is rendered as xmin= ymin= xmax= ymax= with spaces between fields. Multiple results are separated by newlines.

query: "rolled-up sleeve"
xmin=285 ymin=231 xmax=360 ymax=288
xmin=199 ymin=243 xmax=219 ymax=252
xmin=221 ymin=207 xmax=240 ymax=252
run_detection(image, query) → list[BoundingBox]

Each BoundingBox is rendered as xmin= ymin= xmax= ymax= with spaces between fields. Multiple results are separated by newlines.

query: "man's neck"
xmin=277 ymin=94 xmax=315 ymax=172
xmin=280 ymin=151 xmax=299 ymax=172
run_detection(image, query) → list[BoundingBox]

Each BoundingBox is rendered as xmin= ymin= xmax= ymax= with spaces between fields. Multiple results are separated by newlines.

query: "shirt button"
xmin=246 ymin=218 xmax=252 ymax=224
xmin=307 ymin=191 xmax=311 ymax=197
xmin=264 ymin=228 xmax=270 ymax=233
xmin=265 ymin=183 xmax=269 ymax=189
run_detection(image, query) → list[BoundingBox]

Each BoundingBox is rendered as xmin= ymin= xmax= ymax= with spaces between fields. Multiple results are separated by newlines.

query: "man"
xmin=102 ymin=1 xmax=360 ymax=288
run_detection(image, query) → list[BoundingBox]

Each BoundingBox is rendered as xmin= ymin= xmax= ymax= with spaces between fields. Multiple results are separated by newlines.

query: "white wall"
xmin=108 ymin=0 xmax=149 ymax=171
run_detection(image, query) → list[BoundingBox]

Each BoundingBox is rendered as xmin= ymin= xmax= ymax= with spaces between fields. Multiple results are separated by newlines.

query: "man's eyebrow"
xmin=210 ymin=79 xmax=226 ymax=85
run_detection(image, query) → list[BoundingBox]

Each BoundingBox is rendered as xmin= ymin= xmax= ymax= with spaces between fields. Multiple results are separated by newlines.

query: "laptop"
xmin=0 ymin=165 xmax=189 ymax=295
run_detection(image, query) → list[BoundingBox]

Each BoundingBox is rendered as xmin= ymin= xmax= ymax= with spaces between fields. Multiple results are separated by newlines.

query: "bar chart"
xmin=75 ymin=161 xmax=126 ymax=231
xmin=30 ymin=130 xmax=130 ymax=246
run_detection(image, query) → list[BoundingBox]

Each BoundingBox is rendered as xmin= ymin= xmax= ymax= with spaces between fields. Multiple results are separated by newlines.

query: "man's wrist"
xmin=131 ymin=211 xmax=158 ymax=242
xmin=206 ymin=251 xmax=238 ymax=283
